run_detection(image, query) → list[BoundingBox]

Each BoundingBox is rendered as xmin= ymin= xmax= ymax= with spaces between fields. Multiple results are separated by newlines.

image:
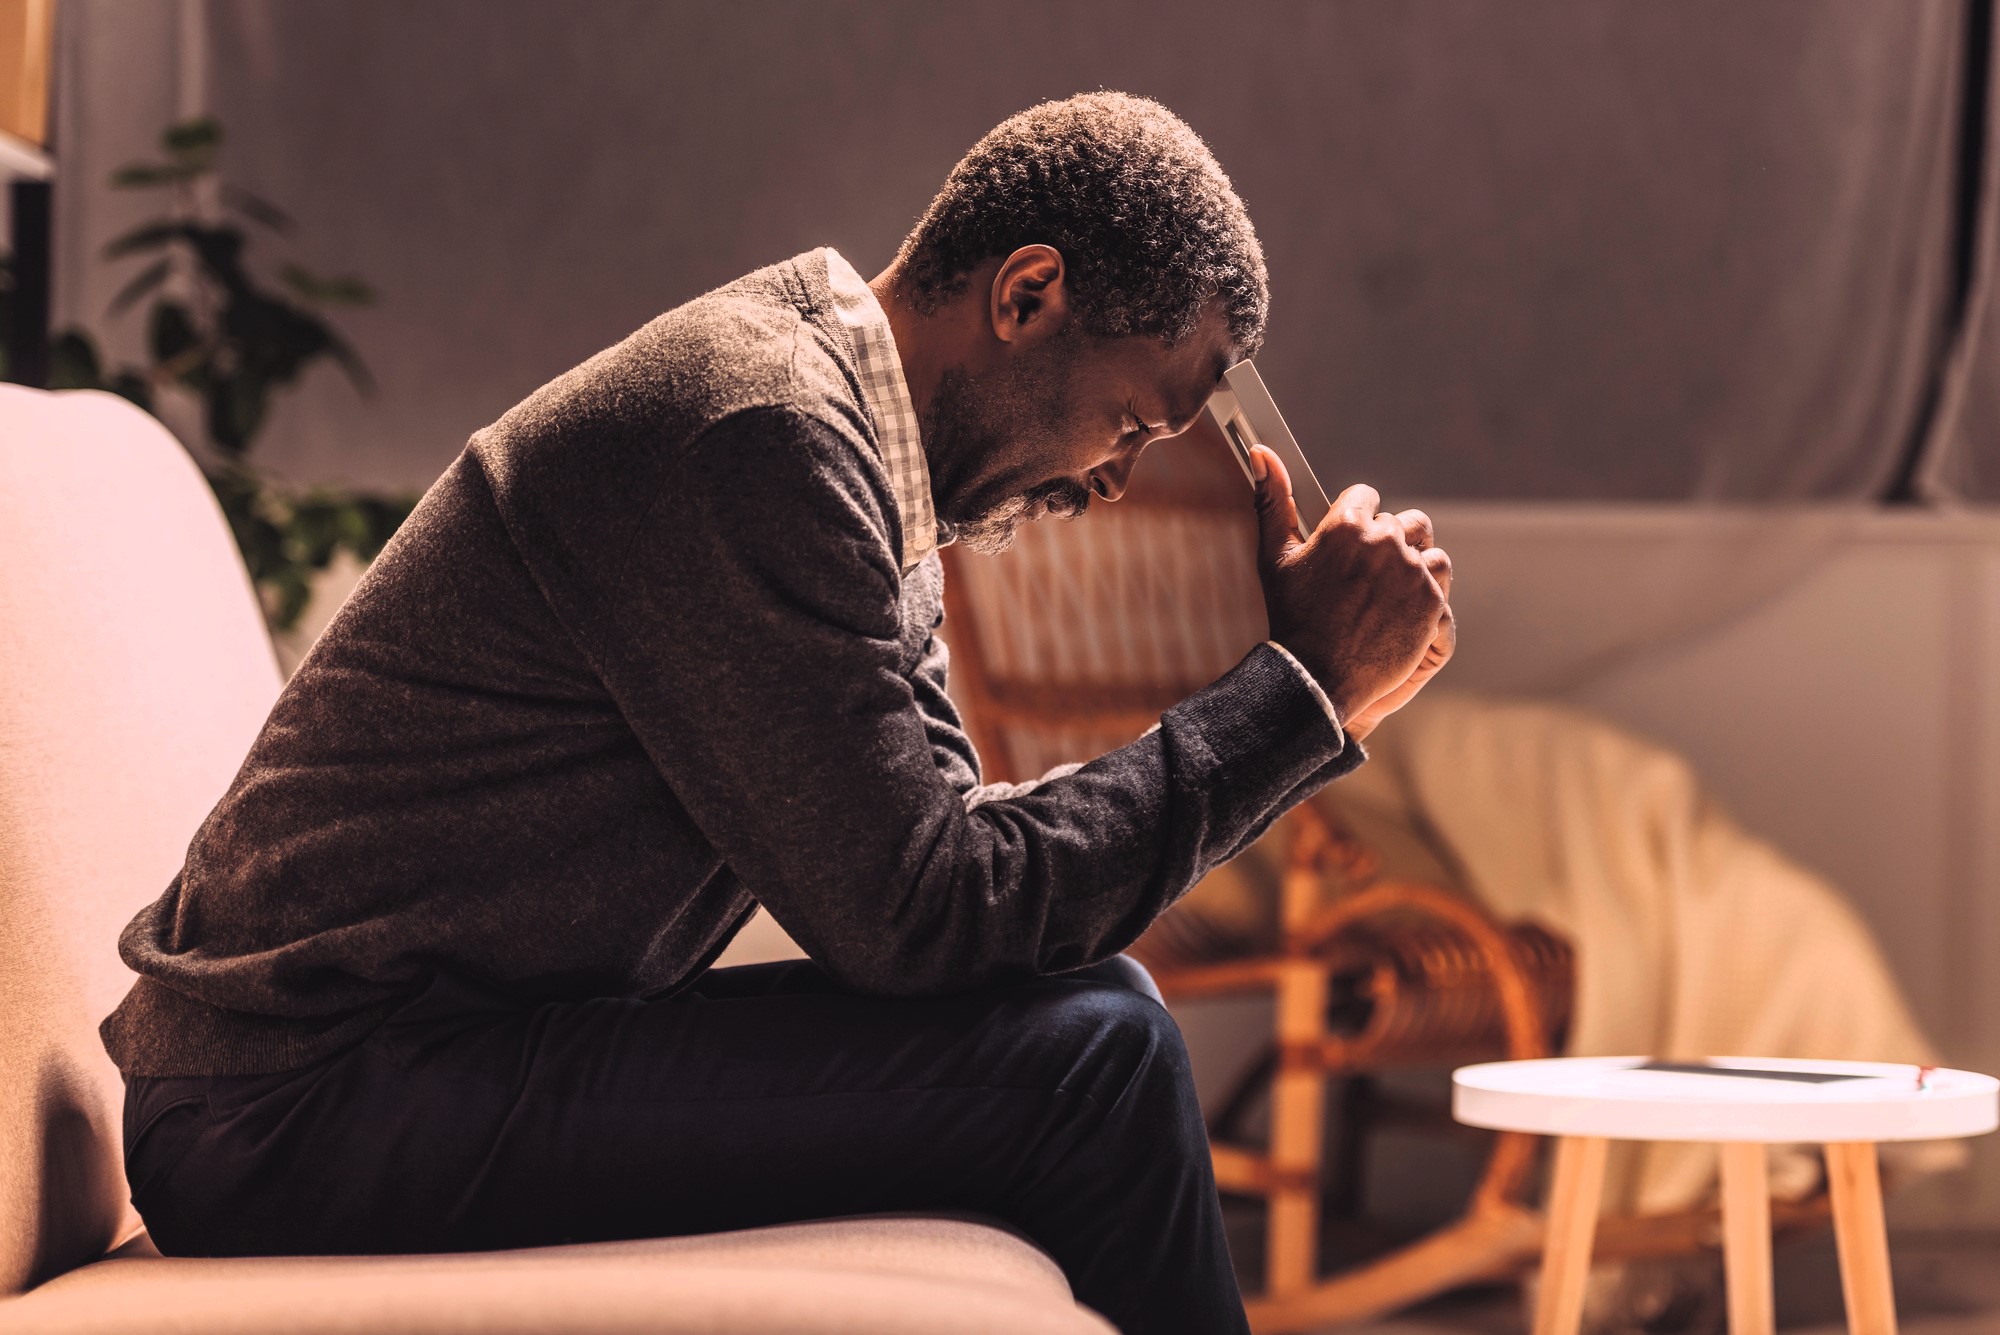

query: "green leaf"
xmin=281 ymin=264 xmax=376 ymax=307
xmin=47 ymin=330 xmax=104 ymax=389
xmin=210 ymin=371 xmax=271 ymax=454
xmin=228 ymin=294 xmax=346 ymax=390
xmin=222 ymin=184 xmax=293 ymax=233
xmin=348 ymin=493 xmax=418 ymax=559
xmin=106 ymin=255 xmax=173 ymax=315
xmin=267 ymin=570 xmax=314 ymax=631
xmin=322 ymin=329 xmax=376 ymax=397
xmin=86 ymin=115 xmax=385 ymax=523
xmin=333 ymin=500 xmax=374 ymax=553
xmin=103 ymin=220 xmax=181 ymax=259
xmin=110 ymin=161 xmax=202 ymax=189
xmin=287 ymin=496 xmax=347 ymax=568
xmin=181 ymin=224 xmax=250 ymax=294
xmin=199 ymin=463 xmax=413 ymax=633
xmin=163 ymin=117 xmax=223 ymax=157
xmin=148 ymin=301 xmax=201 ymax=366
xmin=107 ymin=369 xmax=155 ymax=413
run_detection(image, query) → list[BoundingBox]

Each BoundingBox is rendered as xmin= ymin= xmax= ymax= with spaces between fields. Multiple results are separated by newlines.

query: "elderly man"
xmin=103 ymin=93 xmax=1451 ymax=1334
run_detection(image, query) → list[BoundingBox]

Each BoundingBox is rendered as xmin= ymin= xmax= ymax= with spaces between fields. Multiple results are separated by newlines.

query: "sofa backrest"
xmin=0 ymin=387 xmax=282 ymax=1293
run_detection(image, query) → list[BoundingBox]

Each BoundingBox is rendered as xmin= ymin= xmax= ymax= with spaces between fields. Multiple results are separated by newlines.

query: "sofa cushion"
xmin=0 ymin=388 xmax=284 ymax=1294
xmin=0 ymin=1217 xmax=1114 ymax=1334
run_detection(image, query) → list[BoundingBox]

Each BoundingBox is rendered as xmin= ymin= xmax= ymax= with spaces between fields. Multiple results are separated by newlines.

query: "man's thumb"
xmin=1252 ymin=445 xmax=1303 ymax=566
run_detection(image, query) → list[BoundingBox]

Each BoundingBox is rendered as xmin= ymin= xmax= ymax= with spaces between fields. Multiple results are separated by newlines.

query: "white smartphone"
xmin=1203 ymin=361 xmax=1332 ymax=535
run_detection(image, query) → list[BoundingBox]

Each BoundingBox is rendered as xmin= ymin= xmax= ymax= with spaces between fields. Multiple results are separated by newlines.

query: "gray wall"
xmin=52 ymin=0 xmax=1994 ymax=501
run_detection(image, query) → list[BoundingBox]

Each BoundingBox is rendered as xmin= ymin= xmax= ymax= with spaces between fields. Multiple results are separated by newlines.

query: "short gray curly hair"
xmin=894 ymin=92 xmax=1268 ymax=354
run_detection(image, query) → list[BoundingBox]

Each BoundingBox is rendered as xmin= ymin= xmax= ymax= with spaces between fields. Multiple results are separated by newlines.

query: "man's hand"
xmin=1338 ymin=508 xmax=1454 ymax=741
xmin=1250 ymin=444 xmax=1454 ymax=743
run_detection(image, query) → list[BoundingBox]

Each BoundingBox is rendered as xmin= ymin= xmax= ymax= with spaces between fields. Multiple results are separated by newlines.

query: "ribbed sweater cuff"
xmin=1171 ymin=641 xmax=1361 ymax=804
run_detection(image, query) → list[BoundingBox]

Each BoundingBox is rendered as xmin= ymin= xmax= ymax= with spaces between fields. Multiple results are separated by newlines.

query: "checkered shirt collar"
xmin=822 ymin=248 xmax=941 ymax=574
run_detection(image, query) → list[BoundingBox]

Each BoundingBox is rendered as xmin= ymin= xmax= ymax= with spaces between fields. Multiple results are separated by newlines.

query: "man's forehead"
xmin=1147 ymin=328 xmax=1238 ymax=431
xmin=1159 ymin=372 xmax=1223 ymax=433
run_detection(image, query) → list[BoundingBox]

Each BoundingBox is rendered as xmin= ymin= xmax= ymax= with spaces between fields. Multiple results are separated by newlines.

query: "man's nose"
xmin=1090 ymin=454 xmax=1137 ymax=502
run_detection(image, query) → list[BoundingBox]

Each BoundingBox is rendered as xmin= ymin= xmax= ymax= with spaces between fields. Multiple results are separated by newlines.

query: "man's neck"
xmin=869 ymin=263 xmax=968 ymax=519
xmin=868 ymin=266 xmax=938 ymax=426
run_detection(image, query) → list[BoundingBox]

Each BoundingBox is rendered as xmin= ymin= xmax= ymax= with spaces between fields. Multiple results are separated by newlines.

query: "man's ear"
xmin=988 ymin=245 xmax=1069 ymax=346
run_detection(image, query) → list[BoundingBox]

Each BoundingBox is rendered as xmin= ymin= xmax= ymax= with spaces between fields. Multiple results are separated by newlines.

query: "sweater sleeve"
xmin=907 ymin=626 xmax=983 ymax=796
xmin=590 ymin=406 xmax=1362 ymax=994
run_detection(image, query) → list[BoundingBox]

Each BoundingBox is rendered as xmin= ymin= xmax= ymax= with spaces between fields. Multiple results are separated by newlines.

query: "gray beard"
xmin=951 ymin=480 xmax=1091 ymax=555
xmin=922 ymin=357 xmax=1092 ymax=556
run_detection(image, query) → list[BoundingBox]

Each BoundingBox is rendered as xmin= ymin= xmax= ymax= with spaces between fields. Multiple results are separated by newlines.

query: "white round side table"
xmin=1452 ymin=1057 xmax=1999 ymax=1335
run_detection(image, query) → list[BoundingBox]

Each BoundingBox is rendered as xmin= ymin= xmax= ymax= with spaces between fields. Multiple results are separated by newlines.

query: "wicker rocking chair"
xmin=937 ymin=425 xmax=1830 ymax=1331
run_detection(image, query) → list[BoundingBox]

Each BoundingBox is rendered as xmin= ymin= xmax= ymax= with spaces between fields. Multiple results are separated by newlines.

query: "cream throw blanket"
xmin=1178 ymin=690 xmax=1957 ymax=1214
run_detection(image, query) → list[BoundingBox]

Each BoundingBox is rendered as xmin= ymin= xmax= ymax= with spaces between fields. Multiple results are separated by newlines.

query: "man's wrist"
xmin=1261 ymin=640 xmax=1351 ymax=732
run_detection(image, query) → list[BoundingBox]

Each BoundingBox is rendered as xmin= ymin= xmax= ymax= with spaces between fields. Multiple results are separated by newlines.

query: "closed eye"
xmin=1123 ymin=408 xmax=1158 ymax=441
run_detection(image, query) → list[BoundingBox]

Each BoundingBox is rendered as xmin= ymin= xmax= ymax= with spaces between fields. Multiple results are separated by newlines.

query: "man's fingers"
xmin=1251 ymin=445 xmax=1305 ymax=563
xmin=1429 ymin=599 xmax=1458 ymax=662
xmin=1395 ymin=508 xmax=1434 ymax=550
xmin=1332 ymin=483 xmax=1380 ymax=525
xmin=1422 ymin=545 xmax=1453 ymax=602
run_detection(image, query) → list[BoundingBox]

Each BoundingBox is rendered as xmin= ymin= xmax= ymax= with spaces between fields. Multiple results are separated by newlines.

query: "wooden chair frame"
xmin=1158 ymin=798 xmax=1557 ymax=1328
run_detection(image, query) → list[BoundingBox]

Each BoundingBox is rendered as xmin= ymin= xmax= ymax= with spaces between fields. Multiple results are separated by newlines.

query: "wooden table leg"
xmin=1826 ymin=1141 xmax=1898 ymax=1335
xmin=1719 ymin=1142 xmax=1774 ymax=1335
xmin=1533 ymin=1136 xmax=1608 ymax=1335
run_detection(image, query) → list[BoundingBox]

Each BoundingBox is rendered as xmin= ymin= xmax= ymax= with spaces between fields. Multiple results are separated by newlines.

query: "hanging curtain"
xmin=1241 ymin=0 xmax=1972 ymax=504
xmin=1925 ymin=4 xmax=2000 ymax=501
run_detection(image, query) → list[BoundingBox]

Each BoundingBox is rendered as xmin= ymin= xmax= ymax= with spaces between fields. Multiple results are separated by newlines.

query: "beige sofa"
xmin=0 ymin=386 xmax=1113 ymax=1334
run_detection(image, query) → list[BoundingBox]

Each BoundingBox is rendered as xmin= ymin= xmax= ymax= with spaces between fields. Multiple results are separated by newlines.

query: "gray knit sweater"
xmin=102 ymin=250 xmax=1363 ymax=1077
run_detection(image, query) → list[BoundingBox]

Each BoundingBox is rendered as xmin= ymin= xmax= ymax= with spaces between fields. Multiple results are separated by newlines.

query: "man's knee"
xmin=1062 ymin=952 xmax=1164 ymax=1005
xmin=1056 ymin=959 xmax=1178 ymax=1084
xmin=1043 ymin=973 xmax=1198 ymax=1114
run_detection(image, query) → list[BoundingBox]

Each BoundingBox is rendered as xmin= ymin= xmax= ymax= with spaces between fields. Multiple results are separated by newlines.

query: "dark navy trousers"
xmin=123 ymin=956 xmax=1250 ymax=1335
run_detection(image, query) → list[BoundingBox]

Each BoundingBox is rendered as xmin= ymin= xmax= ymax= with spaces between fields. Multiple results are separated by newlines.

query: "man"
xmin=103 ymin=93 xmax=1452 ymax=1334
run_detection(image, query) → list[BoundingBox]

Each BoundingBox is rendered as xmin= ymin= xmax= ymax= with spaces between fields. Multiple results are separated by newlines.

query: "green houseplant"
xmin=42 ymin=117 xmax=415 ymax=631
